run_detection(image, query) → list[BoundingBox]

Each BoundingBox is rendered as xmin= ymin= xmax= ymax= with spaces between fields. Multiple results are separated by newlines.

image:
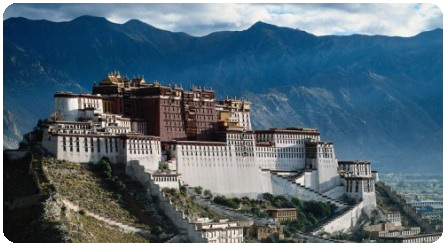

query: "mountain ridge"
xmin=3 ymin=16 xmax=442 ymax=173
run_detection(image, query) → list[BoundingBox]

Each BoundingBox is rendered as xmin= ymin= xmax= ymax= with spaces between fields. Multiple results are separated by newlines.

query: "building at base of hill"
xmin=193 ymin=218 xmax=244 ymax=243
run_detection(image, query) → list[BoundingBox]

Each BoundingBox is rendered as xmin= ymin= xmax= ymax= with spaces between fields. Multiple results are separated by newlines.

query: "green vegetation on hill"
xmin=375 ymin=183 xmax=419 ymax=227
xmin=4 ymin=154 xmax=159 ymax=242
xmin=163 ymin=188 xmax=226 ymax=220
xmin=210 ymin=192 xmax=337 ymax=234
xmin=43 ymin=156 xmax=148 ymax=228
xmin=66 ymin=209 xmax=150 ymax=242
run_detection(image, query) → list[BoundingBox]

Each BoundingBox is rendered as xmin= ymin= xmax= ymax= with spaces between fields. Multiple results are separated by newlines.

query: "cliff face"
xmin=3 ymin=16 xmax=442 ymax=172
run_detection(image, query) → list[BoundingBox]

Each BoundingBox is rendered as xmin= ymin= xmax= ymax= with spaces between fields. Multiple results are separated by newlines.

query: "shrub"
xmin=158 ymin=162 xmax=169 ymax=172
xmin=241 ymin=196 xmax=251 ymax=205
xmin=152 ymin=225 xmax=163 ymax=237
xmin=194 ymin=186 xmax=203 ymax=195
xmin=213 ymin=195 xmax=239 ymax=209
xmin=203 ymin=189 xmax=213 ymax=199
xmin=303 ymin=201 xmax=333 ymax=219
xmin=291 ymin=197 xmax=303 ymax=209
xmin=272 ymin=195 xmax=294 ymax=208
xmin=251 ymin=207 xmax=268 ymax=218
xmin=179 ymin=185 xmax=187 ymax=196
xmin=79 ymin=209 xmax=86 ymax=215
xmin=231 ymin=197 xmax=241 ymax=206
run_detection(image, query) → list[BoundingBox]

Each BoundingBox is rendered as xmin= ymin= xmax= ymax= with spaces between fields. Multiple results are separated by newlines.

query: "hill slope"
xmin=3 ymin=154 xmax=168 ymax=242
xmin=3 ymin=16 xmax=442 ymax=172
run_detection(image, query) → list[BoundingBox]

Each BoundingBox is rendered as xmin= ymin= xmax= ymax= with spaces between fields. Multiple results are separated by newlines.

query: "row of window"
xmin=227 ymin=134 xmax=255 ymax=139
xmin=62 ymin=136 xmax=118 ymax=153
xmin=257 ymin=153 xmax=306 ymax=158
xmin=346 ymin=179 xmax=375 ymax=193
xmin=182 ymin=151 xmax=232 ymax=157
xmin=256 ymin=147 xmax=304 ymax=152
xmin=339 ymin=164 xmax=371 ymax=172
xmin=153 ymin=176 xmax=177 ymax=182
xmin=106 ymin=127 xmax=129 ymax=134
xmin=204 ymin=229 xmax=242 ymax=238
xmin=57 ymin=124 xmax=91 ymax=129
xmin=81 ymin=98 xmax=100 ymax=109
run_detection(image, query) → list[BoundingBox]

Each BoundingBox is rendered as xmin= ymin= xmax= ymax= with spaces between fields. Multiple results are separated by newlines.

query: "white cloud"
xmin=4 ymin=3 xmax=443 ymax=37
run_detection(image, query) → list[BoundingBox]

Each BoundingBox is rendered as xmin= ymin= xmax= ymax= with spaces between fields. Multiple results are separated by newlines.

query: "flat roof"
xmin=255 ymin=128 xmax=320 ymax=135
xmin=338 ymin=160 xmax=371 ymax=164
xmin=267 ymin=208 xmax=297 ymax=212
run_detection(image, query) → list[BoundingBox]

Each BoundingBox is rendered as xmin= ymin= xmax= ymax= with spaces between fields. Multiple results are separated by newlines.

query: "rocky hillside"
xmin=3 ymin=16 xmax=442 ymax=172
xmin=3 ymin=153 xmax=172 ymax=242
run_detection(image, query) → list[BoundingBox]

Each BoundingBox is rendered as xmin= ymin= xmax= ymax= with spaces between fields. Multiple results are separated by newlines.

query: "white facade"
xmin=42 ymin=129 xmax=161 ymax=173
xmin=194 ymin=218 xmax=244 ymax=243
xmin=168 ymin=141 xmax=264 ymax=197
xmin=151 ymin=172 xmax=180 ymax=189
xmin=54 ymin=92 xmax=103 ymax=121
xmin=338 ymin=161 xmax=372 ymax=177
xmin=43 ymin=93 xmax=161 ymax=173
xmin=254 ymin=129 xmax=320 ymax=171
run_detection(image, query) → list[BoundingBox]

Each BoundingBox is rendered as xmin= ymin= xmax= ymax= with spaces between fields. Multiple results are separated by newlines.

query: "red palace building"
xmin=92 ymin=71 xmax=219 ymax=142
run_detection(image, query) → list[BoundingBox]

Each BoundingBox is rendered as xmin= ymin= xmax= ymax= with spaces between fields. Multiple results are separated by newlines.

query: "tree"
xmin=241 ymin=196 xmax=251 ymax=205
xmin=251 ymin=207 xmax=268 ymax=218
xmin=262 ymin=192 xmax=274 ymax=202
xmin=272 ymin=195 xmax=293 ymax=208
xmin=96 ymin=159 xmax=112 ymax=178
xmin=158 ymin=162 xmax=169 ymax=172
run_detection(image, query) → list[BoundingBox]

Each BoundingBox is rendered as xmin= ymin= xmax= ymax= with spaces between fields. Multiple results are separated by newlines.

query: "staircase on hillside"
xmin=270 ymin=172 xmax=349 ymax=209
xmin=309 ymin=201 xmax=362 ymax=235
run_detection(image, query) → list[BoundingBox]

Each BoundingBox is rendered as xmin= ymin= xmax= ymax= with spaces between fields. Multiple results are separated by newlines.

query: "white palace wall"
xmin=172 ymin=143 xmax=264 ymax=198
xmin=42 ymin=132 xmax=160 ymax=172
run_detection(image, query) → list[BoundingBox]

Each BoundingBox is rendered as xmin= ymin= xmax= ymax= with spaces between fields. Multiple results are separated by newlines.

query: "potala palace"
xmin=41 ymin=71 xmax=378 ymax=233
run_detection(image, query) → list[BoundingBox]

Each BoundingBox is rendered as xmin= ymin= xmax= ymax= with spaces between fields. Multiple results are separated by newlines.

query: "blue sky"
xmin=4 ymin=3 xmax=443 ymax=37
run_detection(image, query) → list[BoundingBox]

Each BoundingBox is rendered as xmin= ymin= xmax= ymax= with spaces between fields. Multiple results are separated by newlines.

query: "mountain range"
xmin=3 ymin=15 xmax=442 ymax=173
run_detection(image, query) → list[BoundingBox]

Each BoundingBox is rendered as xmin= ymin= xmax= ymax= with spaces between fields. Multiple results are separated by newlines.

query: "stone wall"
xmin=312 ymin=201 xmax=365 ymax=234
xmin=125 ymin=162 xmax=207 ymax=243
xmin=376 ymin=182 xmax=436 ymax=233
xmin=270 ymin=173 xmax=347 ymax=209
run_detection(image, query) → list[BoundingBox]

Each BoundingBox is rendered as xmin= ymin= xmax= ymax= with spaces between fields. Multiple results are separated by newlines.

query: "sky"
xmin=3 ymin=3 xmax=443 ymax=37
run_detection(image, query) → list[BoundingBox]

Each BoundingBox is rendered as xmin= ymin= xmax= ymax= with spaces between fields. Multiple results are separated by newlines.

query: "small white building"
xmin=385 ymin=211 xmax=402 ymax=227
xmin=151 ymin=171 xmax=181 ymax=190
xmin=194 ymin=218 xmax=244 ymax=243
